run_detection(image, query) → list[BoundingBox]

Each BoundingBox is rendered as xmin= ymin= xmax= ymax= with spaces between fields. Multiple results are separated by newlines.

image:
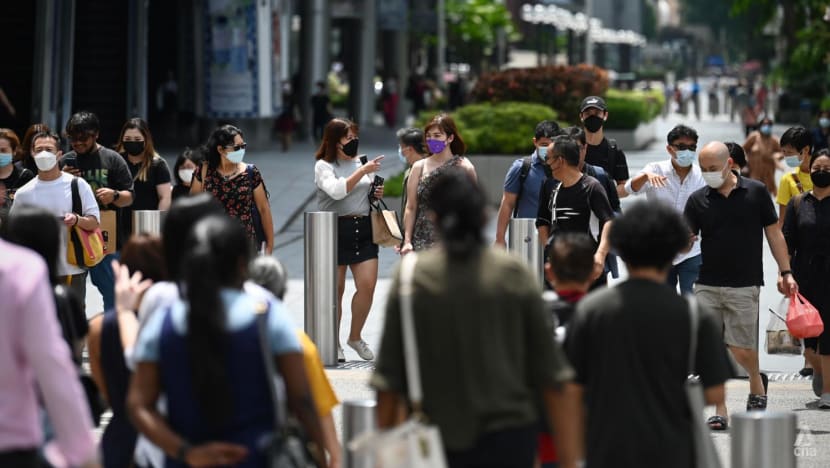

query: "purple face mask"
xmin=426 ymin=138 xmax=448 ymax=154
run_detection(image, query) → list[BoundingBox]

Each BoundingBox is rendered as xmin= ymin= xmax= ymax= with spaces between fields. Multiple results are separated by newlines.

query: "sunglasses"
xmin=672 ymin=143 xmax=697 ymax=151
xmin=69 ymin=133 xmax=95 ymax=143
xmin=225 ymin=143 xmax=247 ymax=151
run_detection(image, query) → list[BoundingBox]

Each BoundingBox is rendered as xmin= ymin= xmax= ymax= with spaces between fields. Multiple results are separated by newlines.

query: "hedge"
xmin=416 ymin=102 xmax=560 ymax=155
xmin=603 ymin=88 xmax=665 ymax=130
xmin=468 ymin=64 xmax=609 ymax=123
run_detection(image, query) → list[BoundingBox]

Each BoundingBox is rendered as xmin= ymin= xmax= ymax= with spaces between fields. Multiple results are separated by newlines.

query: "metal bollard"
xmin=342 ymin=400 xmax=376 ymax=468
xmin=132 ymin=210 xmax=166 ymax=236
xmin=731 ymin=411 xmax=797 ymax=468
xmin=304 ymin=212 xmax=338 ymax=366
xmin=508 ymin=218 xmax=543 ymax=284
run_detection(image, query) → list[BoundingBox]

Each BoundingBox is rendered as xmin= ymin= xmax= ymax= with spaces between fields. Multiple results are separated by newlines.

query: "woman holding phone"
xmin=313 ymin=118 xmax=384 ymax=362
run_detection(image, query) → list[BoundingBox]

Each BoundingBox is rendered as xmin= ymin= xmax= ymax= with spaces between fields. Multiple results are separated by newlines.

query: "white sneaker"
xmin=819 ymin=393 xmax=830 ymax=410
xmin=337 ymin=345 xmax=346 ymax=363
xmin=347 ymin=339 xmax=375 ymax=361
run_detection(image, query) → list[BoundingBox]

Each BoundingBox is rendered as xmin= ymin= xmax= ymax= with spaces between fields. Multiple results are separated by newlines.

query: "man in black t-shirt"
xmin=62 ymin=111 xmax=134 ymax=311
xmin=310 ymin=81 xmax=332 ymax=141
xmin=579 ymin=96 xmax=630 ymax=199
xmin=684 ymin=141 xmax=797 ymax=425
xmin=536 ymin=136 xmax=613 ymax=285
xmin=567 ymin=202 xmax=732 ymax=468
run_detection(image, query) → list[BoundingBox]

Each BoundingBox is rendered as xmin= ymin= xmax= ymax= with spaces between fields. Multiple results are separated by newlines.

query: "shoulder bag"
xmin=67 ymin=177 xmax=106 ymax=269
xmin=349 ymin=254 xmax=448 ymax=468
xmin=247 ymin=164 xmax=269 ymax=251
xmin=254 ymin=303 xmax=317 ymax=468
xmin=684 ymin=295 xmax=723 ymax=468
xmin=371 ymin=199 xmax=403 ymax=247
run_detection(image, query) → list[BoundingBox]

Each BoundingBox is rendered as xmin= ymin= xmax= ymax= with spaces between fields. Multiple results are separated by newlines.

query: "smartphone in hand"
xmin=369 ymin=175 xmax=384 ymax=201
xmin=359 ymin=155 xmax=368 ymax=165
xmin=63 ymin=155 xmax=77 ymax=168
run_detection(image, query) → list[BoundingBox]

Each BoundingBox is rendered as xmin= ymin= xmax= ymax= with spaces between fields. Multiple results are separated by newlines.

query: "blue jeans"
xmin=667 ymin=254 xmax=701 ymax=295
xmin=90 ymin=253 xmax=119 ymax=310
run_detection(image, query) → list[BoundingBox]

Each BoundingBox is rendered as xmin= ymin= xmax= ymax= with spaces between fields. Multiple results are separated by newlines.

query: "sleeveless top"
xmin=158 ymin=308 xmax=275 ymax=468
xmin=412 ymin=155 xmax=463 ymax=251
xmin=100 ymin=311 xmax=138 ymax=468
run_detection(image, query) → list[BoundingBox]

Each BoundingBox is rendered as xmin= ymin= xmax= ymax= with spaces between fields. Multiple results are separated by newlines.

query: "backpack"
xmin=513 ymin=156 xmax=551 ymax=217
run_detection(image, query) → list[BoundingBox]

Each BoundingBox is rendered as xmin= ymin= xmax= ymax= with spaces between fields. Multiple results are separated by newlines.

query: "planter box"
xmin=604 ymin=118 xmax=657 ymax=150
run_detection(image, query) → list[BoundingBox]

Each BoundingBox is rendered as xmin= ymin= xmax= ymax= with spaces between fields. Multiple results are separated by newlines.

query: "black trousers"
xmin=0 ymin=449 xmax=39 ymax=468
xmin=445 ymin=425 xmax=537 ymax=468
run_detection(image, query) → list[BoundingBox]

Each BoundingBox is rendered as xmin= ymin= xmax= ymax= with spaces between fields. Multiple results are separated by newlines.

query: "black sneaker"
xmin=746 ymin=394 xmax=768 ymax=411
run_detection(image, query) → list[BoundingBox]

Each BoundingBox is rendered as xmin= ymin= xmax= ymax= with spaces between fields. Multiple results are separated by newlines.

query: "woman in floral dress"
xmin=190 ymin=124 xmax=274 ymax=254
xmin=401 ymin=113 xmax=477 ymax=253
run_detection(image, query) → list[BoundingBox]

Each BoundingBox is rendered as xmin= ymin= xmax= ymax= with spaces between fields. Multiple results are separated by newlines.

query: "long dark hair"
xmin=314 ymin=118 xmax=357 ymax=162
xmin=424 ymin=113 xmax=466 ymax=156
xmin=182 ymin=215 xmax=250 ymax=429
xmin=428 ymin=167 xmax=486 ymax=259
xmin=205 ymin=124 xmax=243 ymax=169
xmin=115 ymin=117 xmax=159 ymax=181
xmin=163 ymin=193 xmax=226 ymax=280
xmin=1 ymin=205 xmax=62 ymax=284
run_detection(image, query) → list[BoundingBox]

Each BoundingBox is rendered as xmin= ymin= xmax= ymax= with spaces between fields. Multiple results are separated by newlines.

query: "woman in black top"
xmin=116 ymin=118 xmax=172 ymax=237
xmin=171 ymin=147 xmax=204 ymax=200
xmin=0 ymin=127 xmax=34 ymax=210
xmin=783 ymin=148 xmax=830 ymax=408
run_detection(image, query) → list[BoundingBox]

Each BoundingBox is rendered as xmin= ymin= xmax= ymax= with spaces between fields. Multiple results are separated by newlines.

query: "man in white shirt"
xmin=11 ymin=130 xmax=100 ymax=307
xmin=624 ymin=124 xmax=705 ymax=294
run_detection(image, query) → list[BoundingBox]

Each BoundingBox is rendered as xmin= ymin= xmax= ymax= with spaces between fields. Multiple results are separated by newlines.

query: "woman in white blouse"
xmin=313 ymin=118 xmax=384 ymax=362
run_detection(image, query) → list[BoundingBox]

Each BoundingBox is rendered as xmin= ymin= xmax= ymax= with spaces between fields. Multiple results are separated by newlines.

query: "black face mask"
xmin=123 ymin=141 xmax=145 ymax=156
xmin=583 ymin=115 xmax=604 ymax=133
xmin=811 ymin=170 xmax=830 ymax=188
xmin=342 ymin=138 xmax=359 ymax=157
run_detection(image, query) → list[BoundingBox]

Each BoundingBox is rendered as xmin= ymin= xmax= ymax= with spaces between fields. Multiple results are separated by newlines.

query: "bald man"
xmin=683 ymin=141 xmax=797 ymax=430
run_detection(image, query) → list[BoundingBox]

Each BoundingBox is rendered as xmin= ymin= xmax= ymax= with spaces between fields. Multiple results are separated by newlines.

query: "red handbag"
xmin=786 ymin=292 xmax=824 ymax=339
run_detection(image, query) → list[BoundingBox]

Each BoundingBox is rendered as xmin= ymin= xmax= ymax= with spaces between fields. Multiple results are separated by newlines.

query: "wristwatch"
xmin=780 ymin=270 xmax=792 ymax=277
xmin=176 ymin=441 xmax=191 ymax=462
xmin=113 ymin=190 xmax=120 ymax=201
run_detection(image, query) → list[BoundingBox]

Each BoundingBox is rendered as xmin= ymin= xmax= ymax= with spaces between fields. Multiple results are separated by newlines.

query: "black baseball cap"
xmin=579 ymin=96 xmax=607 ymax=113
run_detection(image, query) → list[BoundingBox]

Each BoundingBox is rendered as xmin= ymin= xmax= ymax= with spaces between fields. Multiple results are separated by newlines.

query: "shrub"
xmin=604 ymin=88 xmax=665 ymax=130
xmin=417 ymin=102 xmax=559 ymax=155
xmin=383 ymin=170 xmax=406 ymax=198
xmin=469 ymin=64 xmax=609 ymax=123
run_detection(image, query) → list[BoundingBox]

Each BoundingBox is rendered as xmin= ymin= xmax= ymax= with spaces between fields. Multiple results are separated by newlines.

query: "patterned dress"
xmin=194 ymin=164 xmax=263 ymax=240
xmin=412 ymin=155 xmax=463 ymax=251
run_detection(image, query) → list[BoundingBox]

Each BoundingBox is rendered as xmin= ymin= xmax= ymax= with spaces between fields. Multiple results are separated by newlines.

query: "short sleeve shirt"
xmin=134 ymin=289 xmax=301 ymax=363
xmin=585 ymin=138 xmax=629 ymax=182
xmin=502 ymin=153 xmax=548 ymax=218
xmin=194 ymin=164 xmax=264 ymax=240
xmin=298 ymin=332 xmax=339 ymax=417
xmin=684 ymin=174 xmax=778 ymax=287
xmin=0 ymin=165 xmax=35 ymax=209
xmin=776 ymin=167 xmax=812 ymax=207
xmin=536 ymin=175 xmax=614 ymax=243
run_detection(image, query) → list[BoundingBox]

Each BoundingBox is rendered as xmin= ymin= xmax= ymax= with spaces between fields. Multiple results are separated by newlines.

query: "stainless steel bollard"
xmin=508 ymin=218 xmax=543 ymax=284
xmin=732 ymin=411 xmax=797 ymax=468
xmin=343 ymin=400 xmax=376 ymax=468
xmin=132 ymin=210 xmax=166 ymax=236
xmin=304 ymin=212 xmax=338 ymax=366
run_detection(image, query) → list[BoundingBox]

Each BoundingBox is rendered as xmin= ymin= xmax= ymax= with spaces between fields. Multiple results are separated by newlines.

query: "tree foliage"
xmin=445 ymin=0 xmax=520 ymax=72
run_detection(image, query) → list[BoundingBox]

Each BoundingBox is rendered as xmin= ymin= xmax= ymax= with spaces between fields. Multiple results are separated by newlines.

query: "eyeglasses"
xmin=225 ymin=143 xmax=247 ymax=151
xmin=672 ymin=143 xmax=697 ymax=151
xmin=69 ymin=133 xmax=94 ymax=143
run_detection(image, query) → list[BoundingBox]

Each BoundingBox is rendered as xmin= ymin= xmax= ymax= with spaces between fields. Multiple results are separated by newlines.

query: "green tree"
xmin=445 ymin=0 xmax=520 ymax=72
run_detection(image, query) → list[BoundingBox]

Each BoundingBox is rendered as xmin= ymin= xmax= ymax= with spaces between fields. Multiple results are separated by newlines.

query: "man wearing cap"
xmin=580 ymin=96 xmax=630 ymax=199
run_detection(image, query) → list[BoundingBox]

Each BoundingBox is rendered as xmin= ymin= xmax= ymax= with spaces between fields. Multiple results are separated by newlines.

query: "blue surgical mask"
xmin=785 ymin=155 xmax=801 ymax=168
xmin=675 ymin=149 xmax=696 ymax=167
xmin=0 ymin=153 xmax=12 ymax=167
xmin=759 ymin=125 xmax=772 ymax=135
xmin=226 ymin=148 xmax=245 ymax=163
xmin=820 ymin=117 xmax=830 ymax=129
xmin=398 ymin=147 xmax=407 ymax=164
xmin=537 ymin=146 xmax=548 ymax=161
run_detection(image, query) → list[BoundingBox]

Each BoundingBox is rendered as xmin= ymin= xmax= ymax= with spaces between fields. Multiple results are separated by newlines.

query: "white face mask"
xmin=178 ymin=168 xmax=194 ymax=184
xmin=701 ymin=162 xmax=729 ymax=189
xmin=34 ymin=151 xmax=58 ymax=172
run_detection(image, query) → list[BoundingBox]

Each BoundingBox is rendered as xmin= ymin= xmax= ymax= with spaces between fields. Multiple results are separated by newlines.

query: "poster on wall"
xmin=204 ymin=0 xmax=258 ymax=117
xmin=271 ymin=0 xmax=283 ymax=115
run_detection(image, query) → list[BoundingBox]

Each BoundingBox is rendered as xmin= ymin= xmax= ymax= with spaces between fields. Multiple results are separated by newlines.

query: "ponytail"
xmin=428 ymin=167 xmax=486 ymax=259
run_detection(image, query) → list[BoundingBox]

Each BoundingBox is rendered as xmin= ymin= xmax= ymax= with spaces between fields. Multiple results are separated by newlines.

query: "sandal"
xmin=746 ymin=394 xmax=768 ymax=411
xmin=707 ymin=415 xmax=728 ymax=431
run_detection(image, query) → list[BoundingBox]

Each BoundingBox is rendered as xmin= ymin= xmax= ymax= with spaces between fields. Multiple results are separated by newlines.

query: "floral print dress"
xmin=412 ymin=155 xmax=463 ymax=251
xmin=194 ymin=164 xmax=263 ymax=240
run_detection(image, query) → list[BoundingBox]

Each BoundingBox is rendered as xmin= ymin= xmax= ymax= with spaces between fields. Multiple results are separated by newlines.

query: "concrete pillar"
xmin=127 ymin=0 xmax=149 ymax=119
xmin=301 ymin=0 xmax=330 ymax=138
xmin=394 ymin=30 xmax=409 ymax=126
xmin=32 ymin=0 xmax=76 ymax=132
xmin=356 ymin=0 xmax=377 ymax=127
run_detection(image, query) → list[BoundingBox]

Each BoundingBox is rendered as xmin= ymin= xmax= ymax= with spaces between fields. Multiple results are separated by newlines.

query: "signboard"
xmin=204 ymin=0 xmax=258 ymax=117
xmin=378 ymin=0 xmax=408 ymax=31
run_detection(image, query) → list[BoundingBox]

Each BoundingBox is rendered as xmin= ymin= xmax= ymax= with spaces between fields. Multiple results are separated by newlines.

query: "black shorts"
xmin=337 ymin=216 xmax=378 ymax=266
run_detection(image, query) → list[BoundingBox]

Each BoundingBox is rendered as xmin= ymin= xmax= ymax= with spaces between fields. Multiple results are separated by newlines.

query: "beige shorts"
xmin=694 ymin=284 xmax=760 ymax=350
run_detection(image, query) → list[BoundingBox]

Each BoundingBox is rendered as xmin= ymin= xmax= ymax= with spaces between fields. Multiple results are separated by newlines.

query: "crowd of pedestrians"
xmin=1 ymin=93 xmax=829 ymax=468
